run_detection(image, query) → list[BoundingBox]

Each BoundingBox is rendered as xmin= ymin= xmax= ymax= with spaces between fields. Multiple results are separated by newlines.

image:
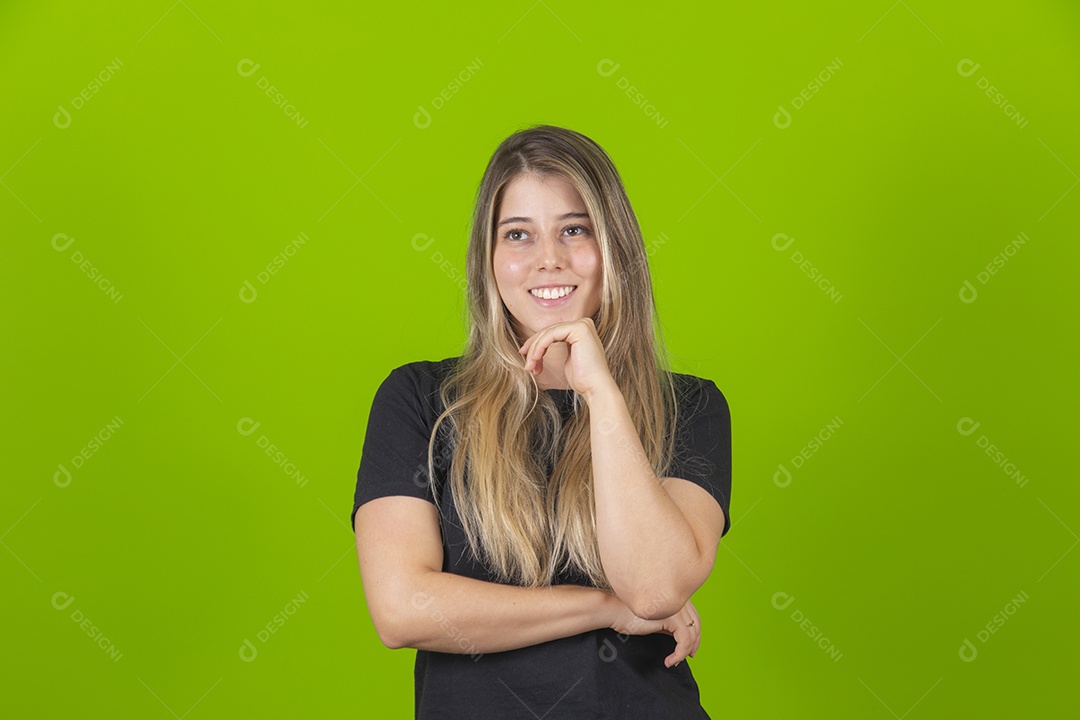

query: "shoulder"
xmin=384 ymin=356 xmax=461 ymax=387
xmin=669 ymin=371 xmax=728 ymax=409
xmin=376 ymin=356 xmax=462 ymax=409
xmin=667 ymin=372 xmax=731 ymax=432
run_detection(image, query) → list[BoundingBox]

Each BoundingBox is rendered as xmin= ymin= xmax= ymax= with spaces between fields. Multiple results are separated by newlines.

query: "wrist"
xmin=595 ymin=588 xmax=620 ymax=630
xmin=582 ymin=376 xmax=621 ymax=406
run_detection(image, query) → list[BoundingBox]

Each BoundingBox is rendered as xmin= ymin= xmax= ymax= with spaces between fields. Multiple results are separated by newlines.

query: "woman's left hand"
xmin=518 ymin=317 xmax=615 ymax=399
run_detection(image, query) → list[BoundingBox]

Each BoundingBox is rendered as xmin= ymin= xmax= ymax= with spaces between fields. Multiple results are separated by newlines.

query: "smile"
xmin=529 ymin=285 xmax=577 ymax=300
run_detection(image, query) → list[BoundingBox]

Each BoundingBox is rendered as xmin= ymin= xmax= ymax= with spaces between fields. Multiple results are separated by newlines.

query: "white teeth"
xmin=530 ymin=285 xmax=576 ymax=299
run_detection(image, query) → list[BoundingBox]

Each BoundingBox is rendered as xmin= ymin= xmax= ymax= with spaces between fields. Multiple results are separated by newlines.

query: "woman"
xmin=351 ymin=124 xmax=731 ymax=719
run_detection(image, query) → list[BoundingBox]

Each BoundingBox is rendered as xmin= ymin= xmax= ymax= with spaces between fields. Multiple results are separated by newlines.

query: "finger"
xmin=686 ymin=606 xmax=700 ymax=658
xmin=519 ymin=331 xmax=540 ymax=356
xmin=526 ymin=323 xmax=574 ymax=361
xmin=524 ymin=328 xmax=564 ymax=372
xmin=685 ymin=601 xmax=700 ymax=631
xmin=665 ymin=625 xmax=692 ymax=668
xmin=522 ymin=333 xmax=544 ymax=371
xmin=523 ymin=329 xmax=553 ymax=371
xmin=525 ymin=346 xmax=545 ymax=374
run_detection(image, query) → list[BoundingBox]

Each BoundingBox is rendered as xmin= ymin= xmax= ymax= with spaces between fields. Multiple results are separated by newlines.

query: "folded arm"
xmin=355 ymin=495 xmax=620 ymax=653
xmin=585 ymin=380 xmax=726 ymax=620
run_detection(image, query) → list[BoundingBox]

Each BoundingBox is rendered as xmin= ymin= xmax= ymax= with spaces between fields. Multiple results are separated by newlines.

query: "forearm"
xmin=392 ymin=570 xmax=616 ymax=654
xmin=586 ymin=380 xmax=699 ymax=618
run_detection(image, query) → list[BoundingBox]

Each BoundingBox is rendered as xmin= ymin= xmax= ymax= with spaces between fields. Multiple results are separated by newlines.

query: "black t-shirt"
xmin=350 ymin=357 xmax=732 ymax=720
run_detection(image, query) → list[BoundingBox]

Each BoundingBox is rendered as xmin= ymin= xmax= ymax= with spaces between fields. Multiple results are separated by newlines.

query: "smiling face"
xmin=492 ymin=172 xmax=604 ymax=342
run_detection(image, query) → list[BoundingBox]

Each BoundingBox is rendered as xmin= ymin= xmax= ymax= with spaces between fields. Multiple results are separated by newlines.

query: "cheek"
xmin=492 ymin=254 xmax=524 ymax=299
xmin=575 ymin=247 xmax=603 ymax=311
xmin=573 ymin=246 xmax=603 ymax=282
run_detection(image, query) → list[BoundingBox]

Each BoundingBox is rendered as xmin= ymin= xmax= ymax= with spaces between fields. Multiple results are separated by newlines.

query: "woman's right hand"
xmin=604 ymin=592 xmax=701 ymax=668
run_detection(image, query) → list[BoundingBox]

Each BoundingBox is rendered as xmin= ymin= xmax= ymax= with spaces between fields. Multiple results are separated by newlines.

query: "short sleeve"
xmin=350 ymin=365 xmax=439 ymax=532
xmin=668 ymin=376 xmax=732 ymax=538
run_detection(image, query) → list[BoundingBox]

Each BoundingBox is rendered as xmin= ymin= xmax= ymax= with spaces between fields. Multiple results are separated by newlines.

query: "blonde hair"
xmin=428 ymin=124 xmax=681 ymax=588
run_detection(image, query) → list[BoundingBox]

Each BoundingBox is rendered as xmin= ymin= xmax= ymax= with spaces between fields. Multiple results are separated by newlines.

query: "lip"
xmin=528 ymin=284 xmax=577 ymax=307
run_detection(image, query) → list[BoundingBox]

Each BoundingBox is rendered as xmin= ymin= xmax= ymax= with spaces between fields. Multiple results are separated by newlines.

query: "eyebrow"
xmin=496 ymin=212 xmax=591 ymax=228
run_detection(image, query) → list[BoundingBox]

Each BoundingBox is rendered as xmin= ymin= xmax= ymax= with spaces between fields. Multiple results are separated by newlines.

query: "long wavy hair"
xmin=427 ymin=124 xmax=682 ymax=589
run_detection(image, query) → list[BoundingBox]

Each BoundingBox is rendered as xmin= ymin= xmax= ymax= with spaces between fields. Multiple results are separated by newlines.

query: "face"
xmin=492 ymin=173 xmax=603 ymax=341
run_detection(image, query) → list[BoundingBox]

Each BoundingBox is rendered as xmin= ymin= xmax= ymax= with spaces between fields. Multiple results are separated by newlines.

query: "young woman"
xmin=351 ymin=124 xmax=732 ymax=719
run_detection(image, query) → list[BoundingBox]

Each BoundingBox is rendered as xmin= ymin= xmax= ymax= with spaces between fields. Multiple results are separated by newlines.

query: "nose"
xmin=535 ymin=231 xmax=566 ymax=270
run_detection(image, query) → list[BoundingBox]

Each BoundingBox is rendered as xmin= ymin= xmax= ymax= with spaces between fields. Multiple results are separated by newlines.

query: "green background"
xmin=3 ymin=1 xmax=1077 ymax=716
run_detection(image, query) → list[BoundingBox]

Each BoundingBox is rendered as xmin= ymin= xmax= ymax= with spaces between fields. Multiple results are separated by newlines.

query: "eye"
xmin=501 ymin=225 xmax=591 ymax=242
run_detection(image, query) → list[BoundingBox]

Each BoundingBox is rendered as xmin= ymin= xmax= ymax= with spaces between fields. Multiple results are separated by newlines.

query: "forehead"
xmin=498 ymin=173 xmax=585 ymax=217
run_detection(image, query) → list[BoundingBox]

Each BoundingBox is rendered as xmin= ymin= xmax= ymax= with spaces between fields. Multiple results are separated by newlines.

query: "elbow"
xmin=371 ymin=609 xmax=408 ymax=649
xmin=627 ymin=586 xmax=689 ymax=621
xmin=629 ymin=554 xmax=712 ymax=620
xmin=630 ymin=598 xmax=684 ymax=621
xmin=375 ymin=620 xmax=407 ymax=650
xmin=370 ymin=572 xmax=440 ymax=650
xmin=626 ymin=567 xmax=705 ymax=620
xmin=370 ymin=595 xmax=419 ymax=650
